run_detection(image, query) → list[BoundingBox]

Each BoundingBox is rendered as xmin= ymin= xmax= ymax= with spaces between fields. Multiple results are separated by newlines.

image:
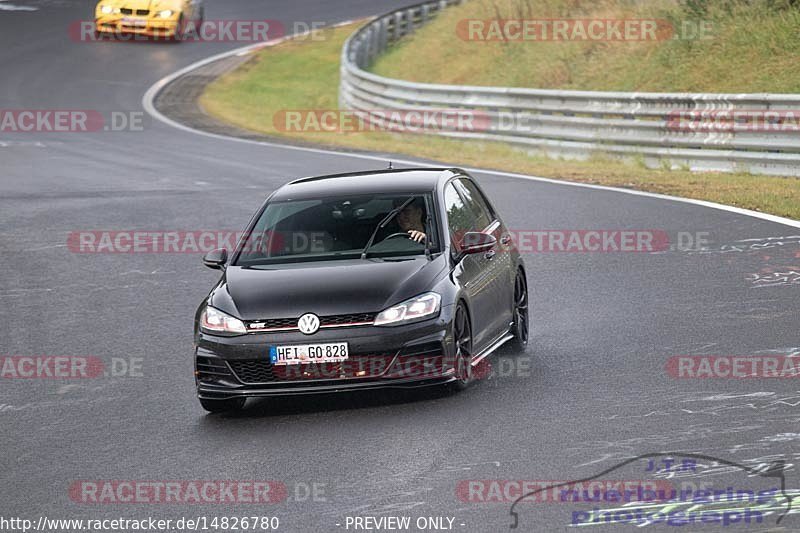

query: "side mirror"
xmin=203 ymin=248 xmax=228 ymax=270
xmin=460 ymin=232 xmax=497 ymax=255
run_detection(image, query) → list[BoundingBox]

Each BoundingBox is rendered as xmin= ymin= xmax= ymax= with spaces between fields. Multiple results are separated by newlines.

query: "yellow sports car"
xmin=94 ymin=0 xmax=204 ymax=40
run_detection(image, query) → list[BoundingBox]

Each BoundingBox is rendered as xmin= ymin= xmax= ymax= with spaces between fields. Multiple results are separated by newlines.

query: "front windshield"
xmin=234 ymin=193 xmax=438 ymax=266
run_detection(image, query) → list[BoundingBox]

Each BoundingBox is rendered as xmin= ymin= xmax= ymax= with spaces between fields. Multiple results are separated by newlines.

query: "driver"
xmin=395 ymin=199 xmax=426 ymax=243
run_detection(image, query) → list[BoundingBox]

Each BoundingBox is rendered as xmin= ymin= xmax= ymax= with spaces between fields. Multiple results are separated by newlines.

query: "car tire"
xmin=199 ymin=397 xmax=245 ymax=413
xmin=510 ymin=269 xmax=529 ymax=351
xmin=196 ymin=5 xmax=204 ymax=29
xmin=447 ymin=303 xmax=473 ymax=392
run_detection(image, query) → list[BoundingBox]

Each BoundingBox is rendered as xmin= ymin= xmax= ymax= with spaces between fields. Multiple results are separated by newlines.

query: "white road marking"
xmin=0 ymin=0 xmax=37 ymax=11
xmin=0 ymin=140 xmax=48 ymax=147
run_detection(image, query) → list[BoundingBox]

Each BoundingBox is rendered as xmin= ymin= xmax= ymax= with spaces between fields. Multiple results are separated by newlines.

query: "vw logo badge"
xmin=297 ymin=313 xmax=320 ymax=335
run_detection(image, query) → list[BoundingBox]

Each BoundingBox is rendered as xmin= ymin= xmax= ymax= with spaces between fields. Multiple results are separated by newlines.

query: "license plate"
xmin=270 ymin=343 xmax=349 ymax=365
xmin=122 ymin=17 xmax=147 ymax=26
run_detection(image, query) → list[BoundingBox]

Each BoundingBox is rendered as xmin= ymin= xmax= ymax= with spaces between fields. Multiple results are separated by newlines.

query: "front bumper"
xmin=195 ymin=307 xmax=456 ymax=400
xmin=94 ymin=15 xmax=181 ymax=37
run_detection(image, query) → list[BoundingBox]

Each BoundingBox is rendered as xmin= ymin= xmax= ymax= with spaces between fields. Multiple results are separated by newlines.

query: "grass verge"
xmin=200 ymin=22 xmax=800 ymax=220
xmin=372 ymin=0 xmax=800 ymax=93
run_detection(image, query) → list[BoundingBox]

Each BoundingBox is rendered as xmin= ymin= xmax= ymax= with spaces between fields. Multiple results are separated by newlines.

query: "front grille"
xmin=119 ymin=8 xmax=149 ymax=15
xmin=228 ymin=360 xmax=275 ymax=383
xmin=196 ymin=356 xmax=234 ymax=383
xmin=246 ymin=313 xmax=376 ymax=333
xmin=322 ymin=313 xmax=374 ymax=326
xmin=228 ymin=353 xmax=396 ymax=384
xmin=247 ymin=317 xmax=297 ymax=331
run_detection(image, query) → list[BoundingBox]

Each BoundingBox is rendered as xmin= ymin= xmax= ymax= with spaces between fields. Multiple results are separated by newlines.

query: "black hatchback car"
xmin=194 ymin=168 xmax=528 ymax=412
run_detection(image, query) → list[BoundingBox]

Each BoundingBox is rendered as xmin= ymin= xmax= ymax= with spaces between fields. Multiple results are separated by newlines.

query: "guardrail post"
xmin=356 ymin=35 xmax=367 ymax=68
xmin=362 ymin=27 xmax=372 ymax=66
xmin=393 ymin=11 xmax=404 ymax=40
xmin=377 ymin=17 xmax=389 ymax=53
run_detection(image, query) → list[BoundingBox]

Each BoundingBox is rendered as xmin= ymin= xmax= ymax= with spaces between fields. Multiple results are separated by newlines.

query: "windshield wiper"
xmin=360 ymin=196 xmax=415 ymax=260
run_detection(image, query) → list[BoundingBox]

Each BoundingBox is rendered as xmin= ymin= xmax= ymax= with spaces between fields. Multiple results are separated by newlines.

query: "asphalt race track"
xmin=1 ymin=1 xmax=799 ymax=531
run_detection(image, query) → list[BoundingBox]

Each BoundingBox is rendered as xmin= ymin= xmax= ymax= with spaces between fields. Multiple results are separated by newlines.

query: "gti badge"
xmin=297 ymin=313 xmax=320 ymax=335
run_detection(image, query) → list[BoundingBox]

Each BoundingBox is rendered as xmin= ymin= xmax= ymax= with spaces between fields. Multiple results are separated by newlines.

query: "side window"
xmin=454 ymin=179 xmax=493 ymax=231
xmin=444 ymin=183 xmax=474 ymax=245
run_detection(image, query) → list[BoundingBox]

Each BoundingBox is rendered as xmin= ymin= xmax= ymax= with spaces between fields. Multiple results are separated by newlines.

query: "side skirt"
xmin=470 ymin=330 xmax=514 ymax=368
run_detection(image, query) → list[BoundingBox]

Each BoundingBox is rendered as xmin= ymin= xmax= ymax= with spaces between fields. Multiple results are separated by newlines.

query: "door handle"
xmin=484 ymin=249 xmax=496 ymax=260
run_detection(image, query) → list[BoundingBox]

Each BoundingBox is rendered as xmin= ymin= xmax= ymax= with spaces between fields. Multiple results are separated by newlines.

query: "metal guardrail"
xmin=340 ymin=0 xmax=800 ymax=176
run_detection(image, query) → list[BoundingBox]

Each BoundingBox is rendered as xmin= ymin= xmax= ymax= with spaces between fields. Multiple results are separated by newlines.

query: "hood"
xmin=209 ymin=255 xmax=448 ymax=320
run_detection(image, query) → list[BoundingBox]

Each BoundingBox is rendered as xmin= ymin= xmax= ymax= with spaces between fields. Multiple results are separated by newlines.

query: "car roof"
xmin=269 ymin=168 xmax=464 ymax=201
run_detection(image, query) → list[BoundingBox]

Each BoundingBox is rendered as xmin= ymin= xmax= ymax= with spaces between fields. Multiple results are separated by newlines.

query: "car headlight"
xmin=157 ymin=9 xmax=174 ymax=17
xmin=100 ymin=5 xmax=113 ymax=14
xmin=374 ymin=292 xmax=441 ymax=326
xmin=200 ymin=306 xmax=247 ymax=335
